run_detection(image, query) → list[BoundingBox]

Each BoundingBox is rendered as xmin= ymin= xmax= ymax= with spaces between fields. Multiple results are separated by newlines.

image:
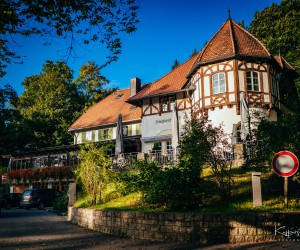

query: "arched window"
xmin=232 ymin=122 xmax=242 ymax=144
xmin=212 ymin=72 xmax=225 ymax=94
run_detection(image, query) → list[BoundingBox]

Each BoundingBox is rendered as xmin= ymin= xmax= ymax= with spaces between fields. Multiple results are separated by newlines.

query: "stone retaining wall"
xmin=68 ymin=207 xmax=300 ymax=245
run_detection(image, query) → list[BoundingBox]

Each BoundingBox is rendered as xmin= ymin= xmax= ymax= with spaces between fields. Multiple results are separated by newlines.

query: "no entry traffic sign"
xmin=272 ymin=151 xmax=299 ymax=177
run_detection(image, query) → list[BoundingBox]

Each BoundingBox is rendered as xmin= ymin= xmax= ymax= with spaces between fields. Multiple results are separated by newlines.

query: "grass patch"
xmin=92 ymin=193 xmax=142 ymax=210
xmin=75 ymin=165 xmax=300 ymax=213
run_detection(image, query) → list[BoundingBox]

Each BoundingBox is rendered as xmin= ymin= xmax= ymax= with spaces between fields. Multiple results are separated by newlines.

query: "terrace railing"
xmin=110 ymin=145 xmax=236 ymax=170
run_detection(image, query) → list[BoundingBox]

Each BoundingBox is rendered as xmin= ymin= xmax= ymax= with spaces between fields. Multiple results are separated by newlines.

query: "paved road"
xmin=0 ymin=208 xmax=196 ymax=250
xmin=0 ymin=209 xmax=299 ymax=250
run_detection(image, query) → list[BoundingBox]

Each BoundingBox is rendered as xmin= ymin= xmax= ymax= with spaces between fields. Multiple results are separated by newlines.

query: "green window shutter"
xmin=136 ymin=124 xmax=141 ymax=135
xmin=92 ymin=131 xmax=95 ymax=141
xmin=108 ymin=128 xmax=113 ymax=139
xmin=128 ymin=125 xmax=132 ymax=136
xmin=82 ymin=132 xmax=86 ymax=143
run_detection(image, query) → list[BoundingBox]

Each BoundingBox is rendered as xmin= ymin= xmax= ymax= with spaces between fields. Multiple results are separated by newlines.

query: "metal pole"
xmin=284 ymin=176 xmax=288 ymax=209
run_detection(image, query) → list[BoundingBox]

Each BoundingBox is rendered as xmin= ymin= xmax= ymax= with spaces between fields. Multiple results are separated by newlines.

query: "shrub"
xmin=75 ymin=143 xmax=115 ymax=205
xmin=53 ymin=191 xmax=68 ymax=213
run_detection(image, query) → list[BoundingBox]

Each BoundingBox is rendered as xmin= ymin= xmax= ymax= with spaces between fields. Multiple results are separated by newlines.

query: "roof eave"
xmin=68 ymin=118 xmax=142 ymax=132
xmin=126 ymin=89 xmax=189 ymax=105
xmin=186 ymin=54 xmax=274 ymax=78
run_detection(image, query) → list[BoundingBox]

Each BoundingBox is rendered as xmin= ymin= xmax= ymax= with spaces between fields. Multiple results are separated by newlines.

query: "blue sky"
xmin=1 ymin=0 xmax=280 ymax=95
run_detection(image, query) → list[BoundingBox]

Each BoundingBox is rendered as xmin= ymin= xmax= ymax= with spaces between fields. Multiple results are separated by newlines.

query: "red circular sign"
xmin=272 ymin=151 xmax=299 ymax=177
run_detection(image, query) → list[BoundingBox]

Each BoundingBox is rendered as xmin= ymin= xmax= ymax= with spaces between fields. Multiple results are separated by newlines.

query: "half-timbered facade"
xmin=51 ymin=18 xmax=300 ymax=154
xmin=128 ymin=18 xmax=298 ymax=151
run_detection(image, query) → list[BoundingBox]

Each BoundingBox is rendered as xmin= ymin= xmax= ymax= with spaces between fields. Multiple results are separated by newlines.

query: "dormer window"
xmin=161 ymin=96 xmax=175 ymax=112
xmin=116 ymin=93 xmax=123 ymax=99
xmin=212 ymin=72 xmax=225 ymax=94
xmin=246 ymin=71 xmax=259 ymax=91
xmin=162 ymin=98 xmax=168 ymax=112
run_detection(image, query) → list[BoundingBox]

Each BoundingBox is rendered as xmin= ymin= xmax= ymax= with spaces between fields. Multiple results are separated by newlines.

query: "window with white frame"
xmin=270 ymin=75 xmax=279 ymax=97
xmin=153 ymin=142 xmax=162 ymax=151
xmin=246 ymin=71 xmax=259 ymax=91
xmin=169 ymin=97 xmax=175 ymax=111
xmin=212 ymin=72 xmax=226 ymax=94
xmin=85 ymin=131 xmax=92 ymax=141
xmin=102 ymin=129 xmax=109 ymax=139
xmin=161 ymin=96 xmax=176 ymax=112
xmin=167 ymin=141 xmax=172 ymax=152
xmin=123 ymin=126 xmax=128 ymax=136
xmin=162 ymin=98 xmax=168 ymax=112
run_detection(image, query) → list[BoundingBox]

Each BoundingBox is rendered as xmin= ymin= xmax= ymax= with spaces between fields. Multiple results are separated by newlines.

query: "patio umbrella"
xmin=171 ymin=101 xmax=179 ymax=159
xmin=240 ymin=92 xmax=249 ymax=140
xmin=115 ymin=113 xmax=123 ymax=155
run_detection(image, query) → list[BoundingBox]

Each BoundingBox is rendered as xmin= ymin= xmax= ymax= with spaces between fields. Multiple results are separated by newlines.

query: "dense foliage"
xmin=0 ymin=85 xmax=19 ymax=156
xmin=249 ymin=112 xmax=300 ymax=165
xmin=74 ymin=62 xmax=117 ymax=110
xmin=53 ymin=191 xmax=69 ymax=213
xmin=249 ymin=0 xmax=300 ymax=94
xmin=16 ymin=61 xmax=79 ymax=148
xmin=0 ymin=60 xmax=115 ymax=155
xmin=0 ymin=0 xmax=139 ymax=78
xmin=118 ymin=118 xmax=233 ymax=209
xmin=76 ymin=143 xmax=115 ymax=205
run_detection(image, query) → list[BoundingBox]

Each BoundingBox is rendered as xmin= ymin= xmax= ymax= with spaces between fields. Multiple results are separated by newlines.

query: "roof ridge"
xmin=229 ymin=19 xmax=237 ymax=55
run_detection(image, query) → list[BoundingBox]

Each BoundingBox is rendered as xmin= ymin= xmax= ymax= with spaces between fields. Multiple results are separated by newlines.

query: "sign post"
xmin=272 ymin=151 xmax=299 ymax=209
xmin=284 ymin=177 xmax=288 ymax=208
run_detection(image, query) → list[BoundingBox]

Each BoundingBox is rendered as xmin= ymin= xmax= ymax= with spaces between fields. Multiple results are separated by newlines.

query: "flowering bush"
xmin=7 ymin=170 xmax=22 ymax=182
xmin=7 ymin=166 xmax=75 ymax=183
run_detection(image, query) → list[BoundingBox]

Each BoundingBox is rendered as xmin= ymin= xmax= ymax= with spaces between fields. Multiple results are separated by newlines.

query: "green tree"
xmin=171 ymin=58 xmax=180 ymax=70
xmin=204 ymin=124 xmax=233 ymax=201
xmin=75 ymin=61 xmax=116 ymax=110
xmin=190 ymin=48 xmax=198 ymax=57
xmin=251 ymin=112 xmax=300 ymax=165
xmin=16 ymin=60 xmax=81 ymax=149
xmin=249 ymin=0 xmax=300 ymax=93
xmin=0 ymin=85 xmax=21 ymax=165
xmin=0 ymin=85 xmax=32 ymax=164
xmin=76 ymin=143 xmax=114 ymax=205
xmin=0 ymin=0 xmax=139 ymax=78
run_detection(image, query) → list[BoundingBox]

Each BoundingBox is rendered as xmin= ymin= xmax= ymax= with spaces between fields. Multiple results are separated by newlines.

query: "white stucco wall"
xmin=141 ymin=110 xmax=190 ymax=152
xmin=141 ymin=110 xmax=189 ymax=138
xmin=208 ymin=106 xmax=241 ymax=135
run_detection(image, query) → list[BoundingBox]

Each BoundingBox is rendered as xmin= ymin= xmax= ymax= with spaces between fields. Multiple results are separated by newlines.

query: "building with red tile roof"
xmin=69 ymin=17 xmax=298 ymax=155
xmin=68 ymin=86 xmax=142 ymax=153
xmin=5 ymin=17 xmax=299 ymax=195
xmin=69 ymin=88 xmax=141 ymax=132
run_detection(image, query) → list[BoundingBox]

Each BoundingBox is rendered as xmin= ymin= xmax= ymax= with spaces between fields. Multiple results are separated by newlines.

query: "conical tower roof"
xmin=188 ymin=19 xmax=272 ymax=76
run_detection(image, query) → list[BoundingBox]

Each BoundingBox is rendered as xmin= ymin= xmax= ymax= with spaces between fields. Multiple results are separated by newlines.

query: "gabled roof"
xmin=274 ymin=55 xmax=298 ymax=72
xmin=129 ymin=18 xmax=275 ymax=102
xmin=188 ymin=19 xmax=272 ymax=76
xmin=128 ymin=54 xmax=198 ymax=101
xmin=68 ymin=89 xmax=141 ymax=131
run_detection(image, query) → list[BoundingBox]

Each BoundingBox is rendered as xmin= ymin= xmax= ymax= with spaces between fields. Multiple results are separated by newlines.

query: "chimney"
xmin=130 ymin=77 xmax=141 ymax=97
